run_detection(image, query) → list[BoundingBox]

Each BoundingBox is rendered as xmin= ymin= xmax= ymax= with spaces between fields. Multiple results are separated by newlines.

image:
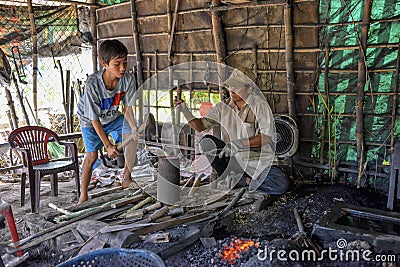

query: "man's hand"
xmin=219 ymin=140 xmax=244 ymax=158
xmin=174 ymin=97 xmax=195 ymax=122
xmin=174 ymin=97 xmax=187 ymax=110
xmin=106 ymin=144 xmax=119 ymax=158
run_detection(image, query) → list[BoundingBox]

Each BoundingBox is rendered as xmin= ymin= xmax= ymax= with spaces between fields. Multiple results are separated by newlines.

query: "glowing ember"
xmin=220 ymin=237 xmax=259 ymax=264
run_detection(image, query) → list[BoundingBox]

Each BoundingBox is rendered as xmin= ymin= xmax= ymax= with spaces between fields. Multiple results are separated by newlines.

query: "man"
xmin=175 ymin=68 xmax=290 ymax=206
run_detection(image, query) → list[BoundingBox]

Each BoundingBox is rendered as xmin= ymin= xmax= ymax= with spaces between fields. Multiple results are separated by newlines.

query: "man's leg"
xmin=254 ymin=166 xmax=291 ymax=195
xmin=199 ymin=135 xmax=244 ymax=188
xmin=78 ymin=151 xmax=97 ymax=203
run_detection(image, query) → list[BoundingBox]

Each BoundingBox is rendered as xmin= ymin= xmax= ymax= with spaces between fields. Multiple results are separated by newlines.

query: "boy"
xmin=77 ymin=39 xmax=139 ymax=203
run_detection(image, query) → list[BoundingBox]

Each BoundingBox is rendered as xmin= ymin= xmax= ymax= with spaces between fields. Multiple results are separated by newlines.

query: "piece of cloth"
xmin=199 ymin=92 xmax=275 ymax=180
xmin=199 ymin=135 xmax=290 ymax=195
xmin=77 ymin=69 xmax=137 ymax=128
xmin=81 ymin=115 xmax=131 ymax=152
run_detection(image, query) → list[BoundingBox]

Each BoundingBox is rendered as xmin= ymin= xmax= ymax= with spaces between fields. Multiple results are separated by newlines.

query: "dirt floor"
xmin=0 ymin=174 xmax=399 ymax=267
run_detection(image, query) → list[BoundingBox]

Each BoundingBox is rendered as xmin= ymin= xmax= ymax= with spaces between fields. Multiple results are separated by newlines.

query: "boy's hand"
xmin=106 ymin=144 xmax=119 ymax=158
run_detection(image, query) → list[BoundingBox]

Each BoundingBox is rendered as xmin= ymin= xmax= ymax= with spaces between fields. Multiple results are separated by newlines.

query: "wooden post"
xmin=167 ymin=0 xmax=179 ymax=152
xmin=252 ymin=45 xmax=258 ymax=82
xmin=65 ymin=70 xmax=71 ymax=133
xmin=12 ymin=73 xmax=30 ymax=126
xmin=154 ymin=51 xmax=159 ymax=141
xmin=356 ymin=0 xmax=371 ymax=188
xmin=130 ymin=0 xmax=144 ymax=125
xmin=147 ymin=56 xmax=151 ymax=114
xmin=211 ymin=0 xmax=228 ymax=100
xmin=89 ymin=0 xmax=98 ymax=72
xmin=27 ymin=0 xmax=38 ymax=119
xmin=284 ymin=1 xmax=297 ymax=121
xmin=390 ymin=42 xmax=400 ymax=166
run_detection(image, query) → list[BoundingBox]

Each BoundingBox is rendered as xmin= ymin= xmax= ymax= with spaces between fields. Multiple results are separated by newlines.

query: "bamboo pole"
xmin=95 ymin=42 xmax=399 ymax=57
xmin=167 ymin=0 xmax=180 ymax=62
xmin=211 ymin=0 xmax=228 ymax=100
xmin=147 ymin=56 xmax=151 ymax=114
xmin=4 ymin=86 xmax=18 ymax=129
xmin=284 ymin=1 xmax=297 ymax=121
xmin=320 ymin=41 xmax=329 ymax=165
xmin=65 ymin=70 xmax=71 ymax=133
xmin=27 ymin=0 xmax=38 ymax=119
xmin=252 ymin=45 xmax=258 ymax=81
xmin=12 ymin=73 xmax=30 ymax=126
xmin=130 ymin=0 xmax=144 ymax=125
xmin=390 ymin=42 xmax=400 ymax=164
xmin=166 ymin=0 xmax=179 ymax=153
xmin=154 ymin=51 xmax=159 ymax=141
xmin=144 ymin=67 xmax=397 ymax=75
xmin=356 ymin=0 xmax=371 ymax=188
xmin=90 ymin=0 xmax=98 ymax=72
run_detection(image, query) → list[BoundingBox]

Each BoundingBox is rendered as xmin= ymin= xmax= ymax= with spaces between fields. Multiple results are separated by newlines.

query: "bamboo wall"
xmin=96 ymin=0 xmax=400 ymax=188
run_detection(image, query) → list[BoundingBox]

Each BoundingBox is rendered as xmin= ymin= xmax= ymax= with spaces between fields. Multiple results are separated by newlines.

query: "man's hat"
xmin=224 ymin=68 xmax=255 ymax=88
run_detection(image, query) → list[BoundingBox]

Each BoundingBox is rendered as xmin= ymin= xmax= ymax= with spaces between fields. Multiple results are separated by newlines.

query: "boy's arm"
xmin=92 ymin=119 xmax=119 ymax=158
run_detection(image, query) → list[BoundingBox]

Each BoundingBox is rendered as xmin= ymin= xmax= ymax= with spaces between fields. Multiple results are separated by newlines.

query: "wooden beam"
xmin=27 ymin=0 xmax=38 ymax=119
xmin=211 ymin=0 xmax=228 ymax=100
xmin=130 ymin=0 xmax=144 ymax=124
xmin=356 ymin=0 xmax=371 ymax=188
xmin=90 ymin=0 xmax=98 ymax=72
xmin=284 ymin=1 xmax=297 ymax=121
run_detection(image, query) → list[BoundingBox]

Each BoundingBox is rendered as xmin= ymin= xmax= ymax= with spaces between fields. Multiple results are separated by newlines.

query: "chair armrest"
xmin=9 ymin=147 xmax=33 ymax=168
xmin=57 ymin=141 xmax=78 ymax=160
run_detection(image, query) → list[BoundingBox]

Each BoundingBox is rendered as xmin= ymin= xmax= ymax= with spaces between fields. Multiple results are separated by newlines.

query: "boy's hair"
xmin=99 ymin=39 xmax=128 ymax=64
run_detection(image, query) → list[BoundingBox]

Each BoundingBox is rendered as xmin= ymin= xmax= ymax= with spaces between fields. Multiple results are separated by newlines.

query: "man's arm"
xmin=240 ymin=134 xmax=272 ymax=148
xmin=175 ymin=99 xmax=207 ymax=132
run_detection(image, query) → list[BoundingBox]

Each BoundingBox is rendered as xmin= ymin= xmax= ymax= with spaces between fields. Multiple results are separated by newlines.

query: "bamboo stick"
xmin=27 ymin=0 xmax=38 ymax=119
xmin=147 ymin=56 xmax=151 ymax=114
xmin=356 ymin=0 xmax=371 ymax=188
xmin=12 ymin=73 xmax=30 ymax=126
xmin=320 ymin=41 xmax=329 ymax=165
xmin=89 ymin=0 xmax=98 ymax=72
xmin=300 ymin=138 xmax=392 ymax=148
xmin=93 ymin=42 xmax=398 ymax=57
xmin=65 ymin=70 xmax=71 ymax=133
xmin=154 ymin=51 xmax=159 ymax=140
xmin=390 ymin=42 xmax=400 ymax=164
xmin=284 ymin=2 xmax=297 ymax=121
xmin=252 ymin=45 xmax=258 ymax=81
xmin=298 ymin=113 xmax=397 ymax=118
xmin=4 ymin=86 xmax=19 ymax=129
xmin=211 ymin=0 xmax=228 ymax=100
xmin=130 ymin=0 xmax=144 ymax=125
xmin=167 ymin=0 xmax=180 ymax=62
xmin=110 ymin=17 xmax=400 ymax=29
xmin=142 ymin=67 xmax=399 ymax=75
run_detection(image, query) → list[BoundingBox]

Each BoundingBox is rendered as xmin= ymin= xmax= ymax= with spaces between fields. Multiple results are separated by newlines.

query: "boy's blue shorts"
xmin=81 ymin=115 xmax=132 ymax=153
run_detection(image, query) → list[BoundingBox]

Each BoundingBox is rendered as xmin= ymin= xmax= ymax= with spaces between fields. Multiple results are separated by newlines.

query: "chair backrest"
xmin=8 ymin=126 xmax=60 ymax=166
